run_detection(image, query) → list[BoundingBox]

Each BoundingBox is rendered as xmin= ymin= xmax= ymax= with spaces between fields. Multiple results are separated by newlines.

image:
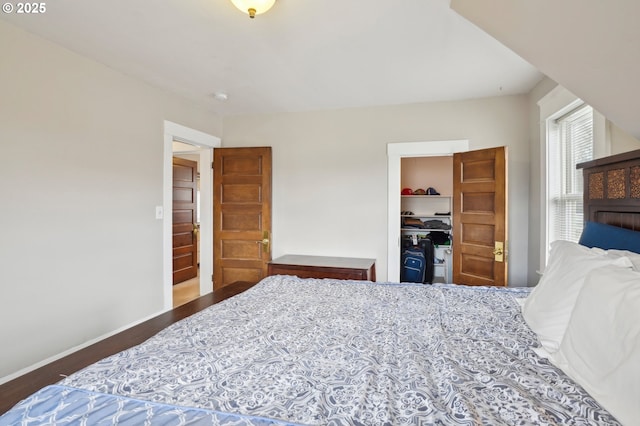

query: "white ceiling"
xmin=452 ymin=0 xmax=640 ymax=140
xmin=1 ymin=0 xmax=543 ymax=116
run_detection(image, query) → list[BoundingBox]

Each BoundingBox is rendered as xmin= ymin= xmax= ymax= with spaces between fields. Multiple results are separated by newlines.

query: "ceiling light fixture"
xmin=230 ymin=0 xmax=275 ymax=19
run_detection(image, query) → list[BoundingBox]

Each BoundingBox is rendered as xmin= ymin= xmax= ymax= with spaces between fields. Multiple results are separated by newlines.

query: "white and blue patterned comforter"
xmin=2 ymin=276 xmax=620 ymax=425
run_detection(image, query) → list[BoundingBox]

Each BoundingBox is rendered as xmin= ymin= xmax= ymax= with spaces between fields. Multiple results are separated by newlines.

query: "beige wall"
xmin=0 ymin=20 xmax=221 ymax=380
xmin=222 ymin=95 xmax=532 ymax=285
xmin=610 ymin=123 xmax=640 ymax=154
xmin=526 ymin=77 xmax=559 ymax=284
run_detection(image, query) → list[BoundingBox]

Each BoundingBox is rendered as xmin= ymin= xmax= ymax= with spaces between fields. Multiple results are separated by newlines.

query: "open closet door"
xmin=213 ymin=147 xmax=272 ymax=290
xmin=452 ymin=146 xmax=508 ymax=286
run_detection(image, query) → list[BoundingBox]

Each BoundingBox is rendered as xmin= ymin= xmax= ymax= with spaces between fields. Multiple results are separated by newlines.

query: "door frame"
xmin=387 ymin=140 xmax=469 ymax=282
xmin=163 ymin=121 xmax=221 ymax=311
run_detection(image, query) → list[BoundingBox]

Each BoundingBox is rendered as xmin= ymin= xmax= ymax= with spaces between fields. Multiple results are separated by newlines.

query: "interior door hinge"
xmin=211 ymin=161 xmax=214 ymax=169
xmin=211 ymin=274 xmax=214 ymax=282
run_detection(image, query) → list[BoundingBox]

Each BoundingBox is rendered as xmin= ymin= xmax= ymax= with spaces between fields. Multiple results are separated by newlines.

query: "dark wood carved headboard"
xmin=577 ymin=148 xmax=640 ymax=230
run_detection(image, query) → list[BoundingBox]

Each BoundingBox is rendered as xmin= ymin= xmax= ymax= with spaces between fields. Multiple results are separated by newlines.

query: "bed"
xmin=2 ymin=149 xmax=640 ymax=425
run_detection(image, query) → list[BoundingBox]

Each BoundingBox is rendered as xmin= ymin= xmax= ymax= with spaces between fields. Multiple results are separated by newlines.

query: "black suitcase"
xmin=401 ymin=236 xmax=435 ymax=283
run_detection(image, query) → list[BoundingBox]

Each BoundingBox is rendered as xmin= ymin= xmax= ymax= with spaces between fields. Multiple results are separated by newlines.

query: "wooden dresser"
xmin=268 ymin=255 xmax=376 ymax=281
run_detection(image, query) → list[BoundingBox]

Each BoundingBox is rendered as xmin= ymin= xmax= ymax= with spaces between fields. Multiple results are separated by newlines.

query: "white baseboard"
xmin=0 ymin=307 xmax=170 ymax=386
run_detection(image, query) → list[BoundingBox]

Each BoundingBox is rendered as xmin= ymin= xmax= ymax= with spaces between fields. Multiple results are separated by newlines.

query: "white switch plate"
xmin=155 ymin=206 xmax=163 ymax=219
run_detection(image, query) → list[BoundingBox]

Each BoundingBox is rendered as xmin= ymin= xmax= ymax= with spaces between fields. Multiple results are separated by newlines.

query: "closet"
xmin=400 ymin=156 xmax=453 ymax=283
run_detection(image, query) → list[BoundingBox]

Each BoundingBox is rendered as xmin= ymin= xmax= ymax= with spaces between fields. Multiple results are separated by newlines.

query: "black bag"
xmin=401 ymin=236 xmax=435 ymax=283
xmin=427 ymin=231 xmax=451 ymax=246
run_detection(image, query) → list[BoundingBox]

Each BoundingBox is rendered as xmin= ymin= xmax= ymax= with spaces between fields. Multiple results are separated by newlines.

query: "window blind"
xmin=549 ymin=104 xmax=593 ymax=243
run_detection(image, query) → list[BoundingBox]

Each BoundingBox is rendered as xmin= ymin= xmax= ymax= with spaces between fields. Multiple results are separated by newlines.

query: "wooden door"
xmin=213 ymin=147 xmax=272 ymax=289
xmin=172 ymin=157 xmax=198 ymax=285
xmin=452 ymin=146 xmax=508 ymax=286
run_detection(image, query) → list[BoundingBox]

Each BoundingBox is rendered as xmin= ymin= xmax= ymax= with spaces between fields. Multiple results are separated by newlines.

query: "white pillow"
xmin=550 ymin=265 xmax=640 ymax=426
xmin=606 ymin=248 xmax=640 ymax=271
xmin=523 ymin=240 xmax=632 ymax=354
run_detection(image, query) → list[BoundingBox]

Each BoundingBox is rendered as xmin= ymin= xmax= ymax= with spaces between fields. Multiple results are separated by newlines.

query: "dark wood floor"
xmin=0 ymin=281 xmax=258 ymax=415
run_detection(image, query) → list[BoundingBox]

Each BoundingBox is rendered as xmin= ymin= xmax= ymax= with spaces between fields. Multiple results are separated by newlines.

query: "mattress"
xmin=1 ymin=275 xmax=620 ymax=425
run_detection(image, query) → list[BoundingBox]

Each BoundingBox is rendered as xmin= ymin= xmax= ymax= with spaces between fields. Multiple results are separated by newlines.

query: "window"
xmin=538 ymin=85 xmax=608 ymax=273
xmin=547 ymin=104 xmax=593 ymax=244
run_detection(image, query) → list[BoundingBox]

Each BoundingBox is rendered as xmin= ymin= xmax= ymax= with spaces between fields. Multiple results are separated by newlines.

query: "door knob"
xmin=260 ymin=231 xmax=270 ymax=253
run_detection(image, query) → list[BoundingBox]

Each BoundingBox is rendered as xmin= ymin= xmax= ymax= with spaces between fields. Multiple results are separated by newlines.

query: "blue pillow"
xmin=579 ymin=221 xmax=640 ymax=254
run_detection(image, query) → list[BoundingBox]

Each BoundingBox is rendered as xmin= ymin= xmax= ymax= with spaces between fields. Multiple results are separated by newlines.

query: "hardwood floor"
xmin=173 ymin=275 xmax=200 ymax=307
xmin=0 ymin=280 xmax=258 ymax=415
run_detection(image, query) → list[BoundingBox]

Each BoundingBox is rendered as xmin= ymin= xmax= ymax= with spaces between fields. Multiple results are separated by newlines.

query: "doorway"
xmin=172 ymin=146 xmax=201 ymax=306
xmin=163 ymin=121 xmax=221 ymax=311
xmin=387 ymin=140 xmax=469 ymax=282
xmin=401 ymin=156 xmax=454 ymax=283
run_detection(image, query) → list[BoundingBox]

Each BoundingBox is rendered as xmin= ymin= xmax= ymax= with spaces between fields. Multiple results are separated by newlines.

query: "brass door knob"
xmin=259 ymin=231 xmax=270 ymax=253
